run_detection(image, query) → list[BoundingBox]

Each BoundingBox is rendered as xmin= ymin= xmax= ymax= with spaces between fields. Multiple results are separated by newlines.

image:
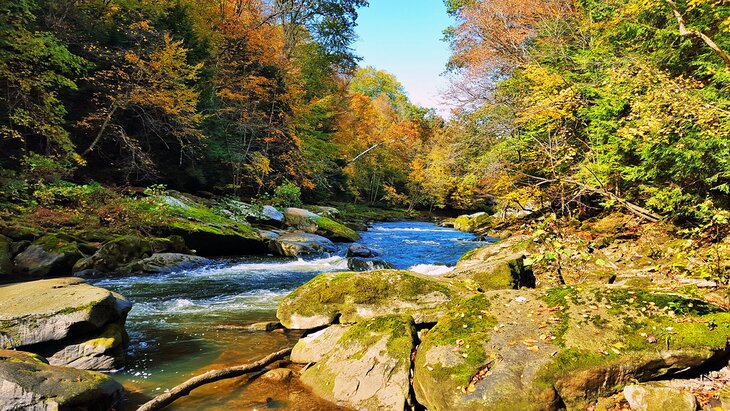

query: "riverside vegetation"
xmin=1 ymin=0 xmax=730 ymax=410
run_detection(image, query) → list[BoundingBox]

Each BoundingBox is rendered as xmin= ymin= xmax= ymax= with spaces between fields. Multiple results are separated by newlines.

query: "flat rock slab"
xmin=0 ymin=278 xmax=131 ymax=370
xmin=624 ymin=383 xmax=697 ymax=411
xmin=0 ymin=349 xmax=123 ymax=410
xmin=301 ymin=315 xmax=417 ymax=411
xmin=291 ymin=325 xmax=350 ymax=363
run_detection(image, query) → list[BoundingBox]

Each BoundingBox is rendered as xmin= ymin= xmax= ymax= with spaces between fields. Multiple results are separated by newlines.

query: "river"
xmin=92 ymin=221 xmax=492 ymax=410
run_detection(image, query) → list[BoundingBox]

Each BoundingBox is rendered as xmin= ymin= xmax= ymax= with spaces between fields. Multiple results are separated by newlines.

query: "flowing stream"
xmin=92 ymin=221 xmax=492 ymax=410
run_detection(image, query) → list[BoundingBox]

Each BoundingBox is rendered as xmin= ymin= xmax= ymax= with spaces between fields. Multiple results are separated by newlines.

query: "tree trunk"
xmin=664 ymin=0 xmax=730 ymax=70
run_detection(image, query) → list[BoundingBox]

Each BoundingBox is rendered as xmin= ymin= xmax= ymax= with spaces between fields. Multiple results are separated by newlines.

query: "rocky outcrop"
xmin=453 ymin=212 xmax=493 ymax=233
xmin=300 ymin=315 xmax=417 ymax=411
xmin=283 ymin=208 xmax=361 ymax=242
xmin=347 ymin=257 xmax=394 ymax=271
xmin=121 ymin=252 xmax=209 ymax=274
xmin=445 ymin=235 xmax=535 ymax=291
xmin=0 ymin=349 xmax=123 ymax=410
xmin=13 ymin=234 xmax=83 ymax=277
xmin=347 ymin=243 xmax=378 ymax=258
xmin=72 ymin=235 xmax=153 ymax=276
xmin=277 ymin=270 xmax=458 ymax=329
xmin=268 ymin=232 xmax=337 ymax=257
xmin=413 ymin=286 xmax=730 ymax=411
xmin=0 ymin=278 xmax=131 ymax=370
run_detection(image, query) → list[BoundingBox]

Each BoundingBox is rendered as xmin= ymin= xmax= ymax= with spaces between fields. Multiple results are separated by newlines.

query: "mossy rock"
xmin=454 ymin=212 xmax=494 ymax=233
xmin=0 ymin=234 xmax=12 ymax=276
xmin=13 ymin=234 xmax=83 ymax=277
xmin=0 ymin=278 xmax=132 ymax=368
xmin=301 ymin=315 xmax=417 ymax=410
xmin=413 ymin=286 xmax=730 ymax=411
xmin=45 ymin=322 xmax=128 ymax=371
xmin=446 ymin=236 xmax=535 ymax=291
xmin=0 ymin=349 xmax=123 ymax=410
xmin=268 ymin=232 xmax=337 ymax=258
xmin=283 ymin=208 xmax=361 ymax=242
xmin=277 ymin=270 xmax=459 ymax=329
xmin=82 ymin=235 xmax=153 ymax=274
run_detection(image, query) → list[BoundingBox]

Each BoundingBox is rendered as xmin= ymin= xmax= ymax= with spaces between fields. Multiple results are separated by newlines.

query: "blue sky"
xmin=353 ymin=0 xmax=453 ymax=114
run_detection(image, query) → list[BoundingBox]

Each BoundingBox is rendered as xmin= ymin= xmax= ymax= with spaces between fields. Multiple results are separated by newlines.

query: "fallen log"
xmin=136 ymin=347 xmax=293 ymax=411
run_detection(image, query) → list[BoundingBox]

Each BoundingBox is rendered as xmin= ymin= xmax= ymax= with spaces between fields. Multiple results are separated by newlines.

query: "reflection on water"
xmin=92 ymin=221 xmax=492 ymax=410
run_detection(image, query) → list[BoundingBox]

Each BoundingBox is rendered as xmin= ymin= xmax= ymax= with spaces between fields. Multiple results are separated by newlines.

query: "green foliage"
xmin=271 ymin=181 xmax=303 ymax=208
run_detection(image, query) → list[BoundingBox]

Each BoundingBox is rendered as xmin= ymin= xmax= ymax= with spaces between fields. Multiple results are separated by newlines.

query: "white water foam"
xmin=409 ymin=264 xmax=454 ymax=276
xmin=213 ymin=256 xmax=349 ymax=274
xmin=369 ymin=227 xmax=447 ymax=233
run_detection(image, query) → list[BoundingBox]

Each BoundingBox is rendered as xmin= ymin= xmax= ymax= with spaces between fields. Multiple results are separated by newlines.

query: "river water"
xmin=92 ymin=221 xmax=491 ymax=410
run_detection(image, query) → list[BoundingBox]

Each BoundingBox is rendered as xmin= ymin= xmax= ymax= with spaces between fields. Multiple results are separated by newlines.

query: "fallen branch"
xmin=665 ymin=0 xmax=730 ymax=70
xmin=136 ymin=347 xmax=293 ymax=411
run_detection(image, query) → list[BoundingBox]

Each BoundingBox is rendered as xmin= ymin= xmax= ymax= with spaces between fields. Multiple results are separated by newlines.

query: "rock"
xmin=0 ymin=350 xmax=123 ymax=410
xmin=0 ymin=235 xmax=12 ymax=276
xmin=262 ymin=368 xmax=293 ymax=383
xmin=347 ymin=257 xmax=394 ymax=271
xmin=241 ymin=321 xmax=282 ymax=332
xmin=117 ymin=252 xmax=209 ymax=275
xmin=9 ymin=240 xmax=30 ymax=257
xmin=277 ymin=270 xmax=457 ymax=329
xmin=268 ymin=232 xmax=337 ymax=258
xmin=413 ymin=286 xmax=730 ymax=411
xmin=283 ymin=208 xmax=361 ymax=242
xmin=308 ymin=206 xmax=339 ymax=218
xmin=347 ymin=243 xmax=378 ymax=258
xmin=453 ymin=212 xmax=493 ymax=233
xmin=13 ymin=234 xmax=83 ymax=277
xmin=301 ymin=315 xmax=417 ymax=411
xmin=0 ymin=278 xmax=131 ymax=370
xmin=73 ymin=235 xmax=153 ymax=275
xmin=291 ymin=325 xmax=350 ymax=363
xmin=445 ymin=235 xmax=535 ymax=291
xmin=624 ymin=383 xmax=697 ymax=411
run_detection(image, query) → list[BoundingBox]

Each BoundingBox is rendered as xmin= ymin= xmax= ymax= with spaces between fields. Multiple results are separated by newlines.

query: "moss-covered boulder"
xmin=453 ymin=212 xmax=494 ymax=233
xmin=291 ymin=325 xmax=350 ymax=363
xmin=283 ymin=207 xmax=361 ymax=242
xmin=269 ymin=232 xmax=337 ymax=258
xmin=445 ymin=236 xmax=535 ymax=291
xmin=301 ymin=315 xmax=417 ymax=411
xmin=13 ymin=234 xmax=83 ymax=277
xmin=0 ymin=235 xmax=12 ymax=276
xmin=623 ymin=383 xmax=696 ymax=411
xmin=117 ymin=252 xmax=209 ymax=275
xmin=413 ymin=286 xmax=730 ymax=411
xmin=277 ymin=270 xmax=458 ymax=329
xmin=0 ymin=278 xmax=131 ymax=370
xmin=0 ymin=349 xmax=123 ymax=410
xmin=74 ymin=235 xmax=153 ymax=275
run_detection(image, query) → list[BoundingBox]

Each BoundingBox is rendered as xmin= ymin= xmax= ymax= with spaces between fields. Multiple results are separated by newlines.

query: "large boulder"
xmin=624 ymin=383 xmax=697 ymax=411
xmin=73 ymin=235 xmax=152 ymax=275
xmin=453 ymin=212 xmax=493 ymax=233
xmin=291 ymin=325 xmax=350 ymax=363
xmin=119 ymin=252 xmax=209 ymax=274
xmin=0 ymin=349 xmax=123 ymax=410
xmin=347 ymin=243 xmax=378 ymax=258
xmin=13 ymin=234 xmax=83 ymax=277
xmin=283 ymin=208 xmax=361 ymax=242
xmin=277 ymin=270 xmax=458 ymax=329
xmin=301 ymin=315 xmax=417 ymax=411
xmin=445 ymin=236 xmax=535 ymax=291
xmin=268 ymin=232 xmax=337 ymax=258
xmin=413 ymin=286 xmax=730 ymax=411
xmin=0 ymin=278 xmax=131 ymax=371
xmin=347 ymin=257 xmax=394 ymax=272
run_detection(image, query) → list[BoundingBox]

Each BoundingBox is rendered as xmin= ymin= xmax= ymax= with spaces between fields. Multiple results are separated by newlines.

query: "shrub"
xmin=271 ymin=181 xmax=302 ymax=208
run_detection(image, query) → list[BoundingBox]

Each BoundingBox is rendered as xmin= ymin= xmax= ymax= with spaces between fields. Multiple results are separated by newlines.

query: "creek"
xmin=92 ymin=221 xmax=492 ymax=410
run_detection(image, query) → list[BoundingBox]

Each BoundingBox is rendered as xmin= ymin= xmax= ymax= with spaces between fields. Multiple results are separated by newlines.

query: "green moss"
xmin=166 ymin=203 xmax=257 ymax=239
xmin=314 ymin=216 xmax=361 ymax=241
xmin=84 ymin=323 xmax=124 ymax=350
xmin=340 ymin=315 xmax=416 ymax=359
xmin=458 ymin=248 xmax=478 ymax=263
xmin=35 ymin=234 xmax=80 ymax=254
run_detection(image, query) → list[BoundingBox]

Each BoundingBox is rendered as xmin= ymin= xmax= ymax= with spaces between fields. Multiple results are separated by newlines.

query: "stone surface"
xmin=262 ymin=368 xmax=293 ymax=383
xmin=347 ymin=257 xmax=394 ymax=272
xmin=453 ymin=212 xmax=493 ymax=233
xmin=291 ymin=325 xmax=350 ymax=363
xmin=0 ymin=235 xmax=12 ymax=276
xmin=118 ymin=252 xmax=209 ymax=275
xmin=624 ymin=383 xmax=697 ymax=411
xmin=445 ymin=235 xmax=535 ymax=291
xmin=347 ymin=243 xmax=378 ymax=258
xmin=277 ymin=270 xmax=458 ymax=329
xmin=283 ymin=208 xmax=360 ymax=242
xmin=413 ymin=286 xmax=730 ymax=411
xmin=241 ymin=321 xmax=282 ymax=332
xmin=0 ymin=349 xmax=123 ymax=411
xmin=269 ymin=232 xmax=337 ymax=258
xmin=13 ymin=235 xmax=82 ymax=277
xmin=301 ymin=315 xmax=417 ymax=411
xmin=0 ymin=278 xmax=131 ymax=370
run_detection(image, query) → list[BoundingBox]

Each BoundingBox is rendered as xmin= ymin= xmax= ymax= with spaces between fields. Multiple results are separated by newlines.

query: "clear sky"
xmin=353 ymin=0 xmax=453 ymax=114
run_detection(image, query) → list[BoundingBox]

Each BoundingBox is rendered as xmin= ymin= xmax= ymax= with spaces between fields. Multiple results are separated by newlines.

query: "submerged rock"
xmin=347 ymin=243 xmax=378 ymax=258
xmin=277 ymin=270 xmax=457 ymax=329
xmin=301 ymin=315 xmax=417 ymax=411
xmin=283 ymin=208 xmax=361 ymax=242
xmin=262 ymin=368 xmax=293 ymax=383
xmin=0 ymin=278 xmax=131 ymax=370
xmin=346 ymin=257 xmax=394 ymax=272
xmin=0 ymin=350 xmax=123 ymax=411
xmin=13 ymin=234 xmax=82 ymax=277
xmin=446 ymin=235 xmax=535 ymax=291
xmin=413 ymin=286 xmax=730 ymax=411
xmin=269 ymin=232 xmax=337 ymax=258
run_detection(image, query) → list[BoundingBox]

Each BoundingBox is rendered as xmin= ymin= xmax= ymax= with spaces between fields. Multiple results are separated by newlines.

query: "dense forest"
xmin=1 ymin=0 xmax=728 ymax=220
